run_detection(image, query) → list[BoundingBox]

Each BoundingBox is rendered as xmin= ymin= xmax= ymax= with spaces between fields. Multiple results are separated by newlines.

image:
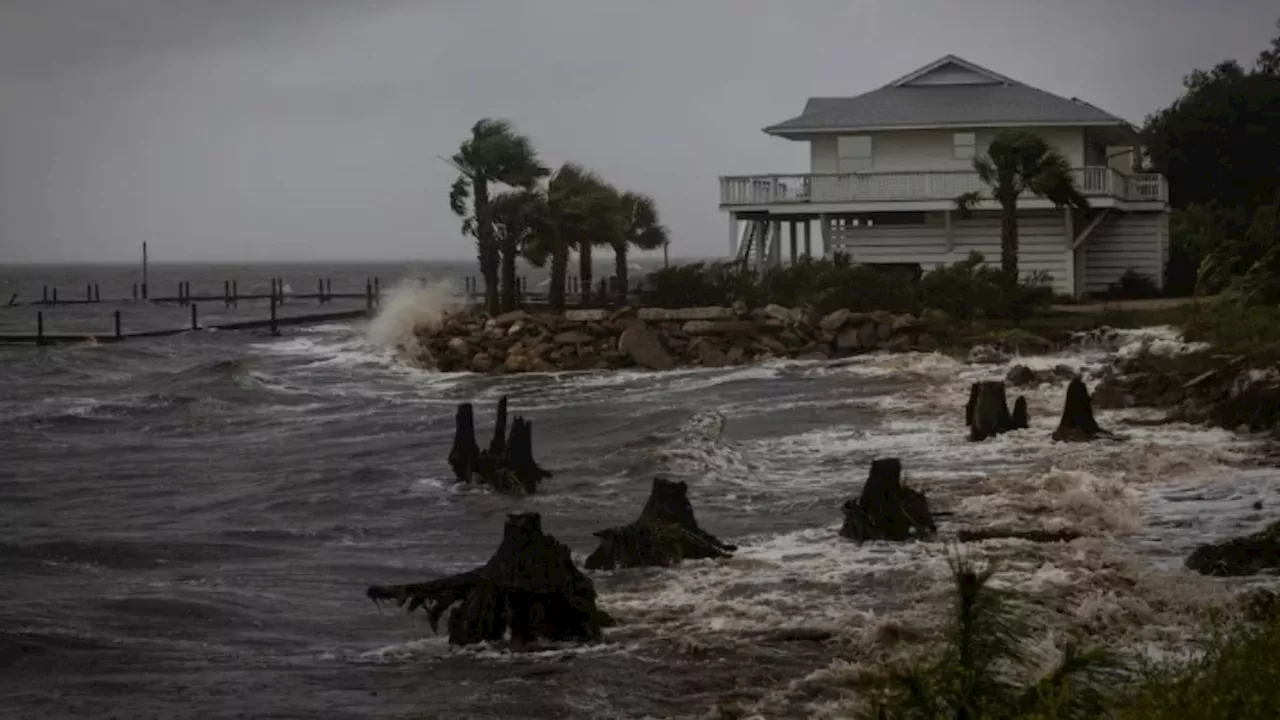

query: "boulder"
xmin=681 ymin=320 xmax=757 ymax=336
xmin=447 ymin=337 xmax=471 ymax=355
xmin=1186 ymin=520 xmax=1280 ymax=577
xmin=914 ymin=333 xmax=940 ymax=352
xmin=564 ymin=309 xmax=609 ymax=322
xmin=763 ymin=304 xmax=794 ymax=323
xmin=857 ymin=322 xmax=879 ymax=348
xmin=891 ymin=314 xmax=923 ymax=334
xmin=1006 ymin=364 xmax=1037 ymax=387
xmin=619 ymin=323 xmax=675 ymax=371
xmin=554 ymin=330 xmax=594 ymax=345
xmin=638 ymin=307 xmax=733 ymax=321
xmin=836 ymin=326 xmax=863 ymax=351
xmin=967 ymin=345 xmax=1009 ymax=365
xmin=471 ymin=353 xmax=495 ymax=373
xmin=696 ymin=342 xmax=729 ymax=368
xmin=819 ymin=309 xmax=851 ymax=332
xmin=759 ymin=335 xmax=788 ymax=354
xmin=492 ymin=310 xmax=529 ymax=328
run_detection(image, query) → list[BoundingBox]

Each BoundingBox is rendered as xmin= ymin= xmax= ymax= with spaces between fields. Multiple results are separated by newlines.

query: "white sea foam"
xmin=366 ymin=277 xmax=464 ymax=356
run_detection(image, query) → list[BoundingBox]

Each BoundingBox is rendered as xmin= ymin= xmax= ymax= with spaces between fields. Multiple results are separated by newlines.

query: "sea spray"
xmin=366 ymin=277 xmax=464 ymax=355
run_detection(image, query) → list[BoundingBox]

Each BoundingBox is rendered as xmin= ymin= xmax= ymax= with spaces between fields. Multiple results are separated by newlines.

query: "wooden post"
xmin=42 ymin=286 xmax=48 ymax=304
xmin=86 ymin=284 xmax=91 ymax=303
xmin=141 ymin=241 xmax=149 ymax=300
xmin=270 ymin=297 xmax=279 ymax=336
xmin=325 ymin=278 xmax=332 ymax=302
xmin=789 ymin=221 xmax=798 ymax=264
xmin=373 ymin=277 xmax=380 ymax=302
xmin=804 ymin=220 xmax=812 ymax=259
xmin=52 ymin=288 xmax=57 ymax=304
xmin=224 ymin=280 xmax=230 ymax=306
xmin=317 ymin=278 xmax=324 ymax=304
xmin=114 ymin=311 xmax=122 ymax=339
xmin=232 ymin=280 xmax=238 ymax=307
xmin=132 ymin=283 xmax=138 ymax=300
xmin=191 ymin=303 xmax=198 ymax=330
xmin=37 ymin=311 xmax=44 ymax=345
xmin=178 ymin=281 xmax=184 ymax=306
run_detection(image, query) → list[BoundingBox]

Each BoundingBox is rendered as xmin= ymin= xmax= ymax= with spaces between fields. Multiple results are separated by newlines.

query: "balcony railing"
xmin=719 ymin=168 xmax=1167 ymax=206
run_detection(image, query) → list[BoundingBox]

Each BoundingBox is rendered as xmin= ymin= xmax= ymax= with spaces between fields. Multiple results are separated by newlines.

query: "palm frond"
xmin=450 ymin=176 xmax=472 ymax=218
xmin=955 ymin=190 xmax=985 ymax=219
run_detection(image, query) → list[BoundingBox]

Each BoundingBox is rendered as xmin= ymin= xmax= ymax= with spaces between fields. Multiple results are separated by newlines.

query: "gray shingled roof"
xmin=767 ymin=61 xmax=1130 ymax=136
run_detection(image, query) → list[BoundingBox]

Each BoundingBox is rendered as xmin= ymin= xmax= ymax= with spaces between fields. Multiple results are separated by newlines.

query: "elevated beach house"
xmin=721 ymin=55 xmax=1169 ymax=296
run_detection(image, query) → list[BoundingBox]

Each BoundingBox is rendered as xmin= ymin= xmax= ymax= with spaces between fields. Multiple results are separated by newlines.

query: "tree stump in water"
xmin=840 ymin=458 xmax=936 ymax=542
xmin=585 ymin=477 xmax=736 ymax=570
xmin=1051 ymin=378 xmax=1117 ymax=442
xmin=1011 ymin=396 xmax=1030 ymax=430
xmin=966 ymin=381 xmax=1024 ymax=441
xmin=367 ymin=512 xmax=613 ymax=646
xmin=447 ymin=396 xmax=552 ymax=493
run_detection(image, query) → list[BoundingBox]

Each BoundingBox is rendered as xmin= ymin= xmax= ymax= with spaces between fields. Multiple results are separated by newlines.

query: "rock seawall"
xmin=411 ymin=305 xmax=944 ymax=373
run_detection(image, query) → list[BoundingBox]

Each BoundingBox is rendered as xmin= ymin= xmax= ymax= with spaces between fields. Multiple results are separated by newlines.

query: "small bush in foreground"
xmin=863 ymin=557 xmax=1120 ymax=720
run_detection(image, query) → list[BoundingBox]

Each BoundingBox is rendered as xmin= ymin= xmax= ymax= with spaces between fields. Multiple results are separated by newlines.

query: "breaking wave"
xmin=366 ymin=277 xmax=465 ymax=356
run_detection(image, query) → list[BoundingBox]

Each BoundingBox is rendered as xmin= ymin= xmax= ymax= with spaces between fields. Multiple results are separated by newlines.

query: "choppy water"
xmin=3 ymin=266 xmax=1279 ymax=719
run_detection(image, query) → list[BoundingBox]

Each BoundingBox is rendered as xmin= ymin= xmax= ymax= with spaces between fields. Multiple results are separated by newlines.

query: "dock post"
xmin=42 ymin=286 xmax=48 ymax=304
xmin=86 ymin=283 xmax=91 ymax=303
xmin=37 ymin=311 xmax=44 ymax=345
xmin=114 ymin=311 xmax=122 ymax=339
xmin=317 ymin=278 xmax=324 ymax=304
xmin=365 ymin=278 xmax=373 ymax=309
xmin=94 ymin=284 xmax=100 ymax=303
xmin=270 ymin=297 xmax=279 ymax=336
xmin=132 ymin=283 xmax=138 ymax=300
xmin=178 ymin=281 xmax=184 ymax=306
xmin=232 ymin=280 xmax=238 ymax=307
xmin=52 ymin=288 xmax=58 ymax=304
xmin=325 ymin=278 xmax=332 ymax=303
xmin=191 ymin=303 xmax=198 ymax=330
xmin=373 ymin=277 xmax=380 ymax=304
xmin=224 ymin=280 xmax=230 ymax=307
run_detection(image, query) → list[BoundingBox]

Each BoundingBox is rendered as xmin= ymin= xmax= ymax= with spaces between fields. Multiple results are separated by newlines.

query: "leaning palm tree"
xmin=955 ymin=130 xmax=1090 ymax=277
xmin=520 ymin=164 xmax=617 ymax=311
xmin=611 ymin=192 xmax=670 ymax=304
xmin=449 ymin=119 xmax=548 ymax=314
xmin=489 ymin=190 xmax=541 ymax=306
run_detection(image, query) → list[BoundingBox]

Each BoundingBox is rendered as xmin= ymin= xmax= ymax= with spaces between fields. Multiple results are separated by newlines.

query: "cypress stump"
xmin=585 ymin=477 xmax=736 ymax=570
xmin=966 ymin=381 xmax=1027 ymax=441
xmin=447 ymin=396 xmax=552 ymax=493
xmin=1051 ymin=377 xmax=1117 ymax=442
xmin=841 ymin=458 xmax=936 ymax=542
xmin=367 ymin=512 xmax=613 ymax=645
xmin=1011 ymin=396 xmax=1030 ymax=430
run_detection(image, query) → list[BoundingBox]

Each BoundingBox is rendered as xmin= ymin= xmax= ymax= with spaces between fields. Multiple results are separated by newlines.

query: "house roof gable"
xmin=766 ymin=55 xmax=1130 ymax=136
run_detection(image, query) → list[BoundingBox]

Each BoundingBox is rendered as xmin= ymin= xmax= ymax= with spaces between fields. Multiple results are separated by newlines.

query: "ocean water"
xmin=2 ymin=264 xmax=1279 ymax=719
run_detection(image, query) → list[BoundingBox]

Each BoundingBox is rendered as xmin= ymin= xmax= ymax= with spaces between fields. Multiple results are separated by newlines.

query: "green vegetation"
xmin=449 ymin=119 xmax=670 ymax=312
xmin=645 ymin=252 xmax=1053 ymax=321
xmin=856 ymin=560 xmax=1280 ymax=720
xmin=1145 ymin=22 xmax=1280 ymax=297
xmin=954 ymin=130 xmax=1089 ymax=276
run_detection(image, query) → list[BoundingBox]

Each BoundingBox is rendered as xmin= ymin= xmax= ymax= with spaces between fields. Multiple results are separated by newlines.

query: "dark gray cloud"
xmin=0 ymin=0 xmax=1275 ymax=263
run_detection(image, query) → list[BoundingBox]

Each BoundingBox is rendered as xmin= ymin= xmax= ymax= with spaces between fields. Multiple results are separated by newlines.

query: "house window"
xmin=953 ymin=132 xmax=977 ymax=160
xmin=837 ymin=135 xmax=872 ymax=172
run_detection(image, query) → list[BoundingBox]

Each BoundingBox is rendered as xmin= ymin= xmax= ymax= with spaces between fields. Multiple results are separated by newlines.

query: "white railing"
xmin=720 ymin=167 xmax=1168 ymax=206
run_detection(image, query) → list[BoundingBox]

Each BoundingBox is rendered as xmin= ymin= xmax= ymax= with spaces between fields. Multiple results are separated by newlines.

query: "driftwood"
xmin=841 ymin=458 xmax=936 ymax=542
xmin=966 ymin=381 xmax=1027 ymax=441
xmin=585 ymin=478 xmax=736 ymax=570
xmin=1051 ymin=378 xmax=1118 ymax=442
xmin=367 ymin=512 xmax=614 ymax=646
xmin=447 ymin=396 xmax=552 ymax=493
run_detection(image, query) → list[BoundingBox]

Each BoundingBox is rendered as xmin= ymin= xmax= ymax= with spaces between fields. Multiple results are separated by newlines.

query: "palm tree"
xmin=519 ymin=163 xmax=617 ymax=311
xmin=955 ymin=130 xmax=1089 ymax=277
xmin=449 ymin=119 xmax=548 ymax=314
xmin=610 ymin=192 xmax=670 ymax=304
xmin=489 ymin=190 xmax=540 ymax=305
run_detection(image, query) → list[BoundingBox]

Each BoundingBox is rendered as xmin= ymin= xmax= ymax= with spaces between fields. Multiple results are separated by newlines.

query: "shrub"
xmin=919 ymin=252 xmax=1054 ymax=321
xmin=643 ymin=262 xmax=760 ymax=308
xmin=760 ymin=254 xmax=918 ymax=314
xmin=1104 ymin=269 xmax=1163 ymax=300
xmin=1182 ymin=300 xmax=1280 ymax=361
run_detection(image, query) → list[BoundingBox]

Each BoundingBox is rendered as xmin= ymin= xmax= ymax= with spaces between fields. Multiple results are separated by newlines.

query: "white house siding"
xmin=825 ymin=210 xmax=1071 ymax=294
xmin=807 ymin=127 xmax=1086 ymax=174
xmin=1083 ymin=211 xmax=1168 ymax=294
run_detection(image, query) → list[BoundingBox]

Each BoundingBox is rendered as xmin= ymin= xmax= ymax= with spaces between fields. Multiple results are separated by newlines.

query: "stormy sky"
xmin=0 ymin=0 xmax=1274 ymax=264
